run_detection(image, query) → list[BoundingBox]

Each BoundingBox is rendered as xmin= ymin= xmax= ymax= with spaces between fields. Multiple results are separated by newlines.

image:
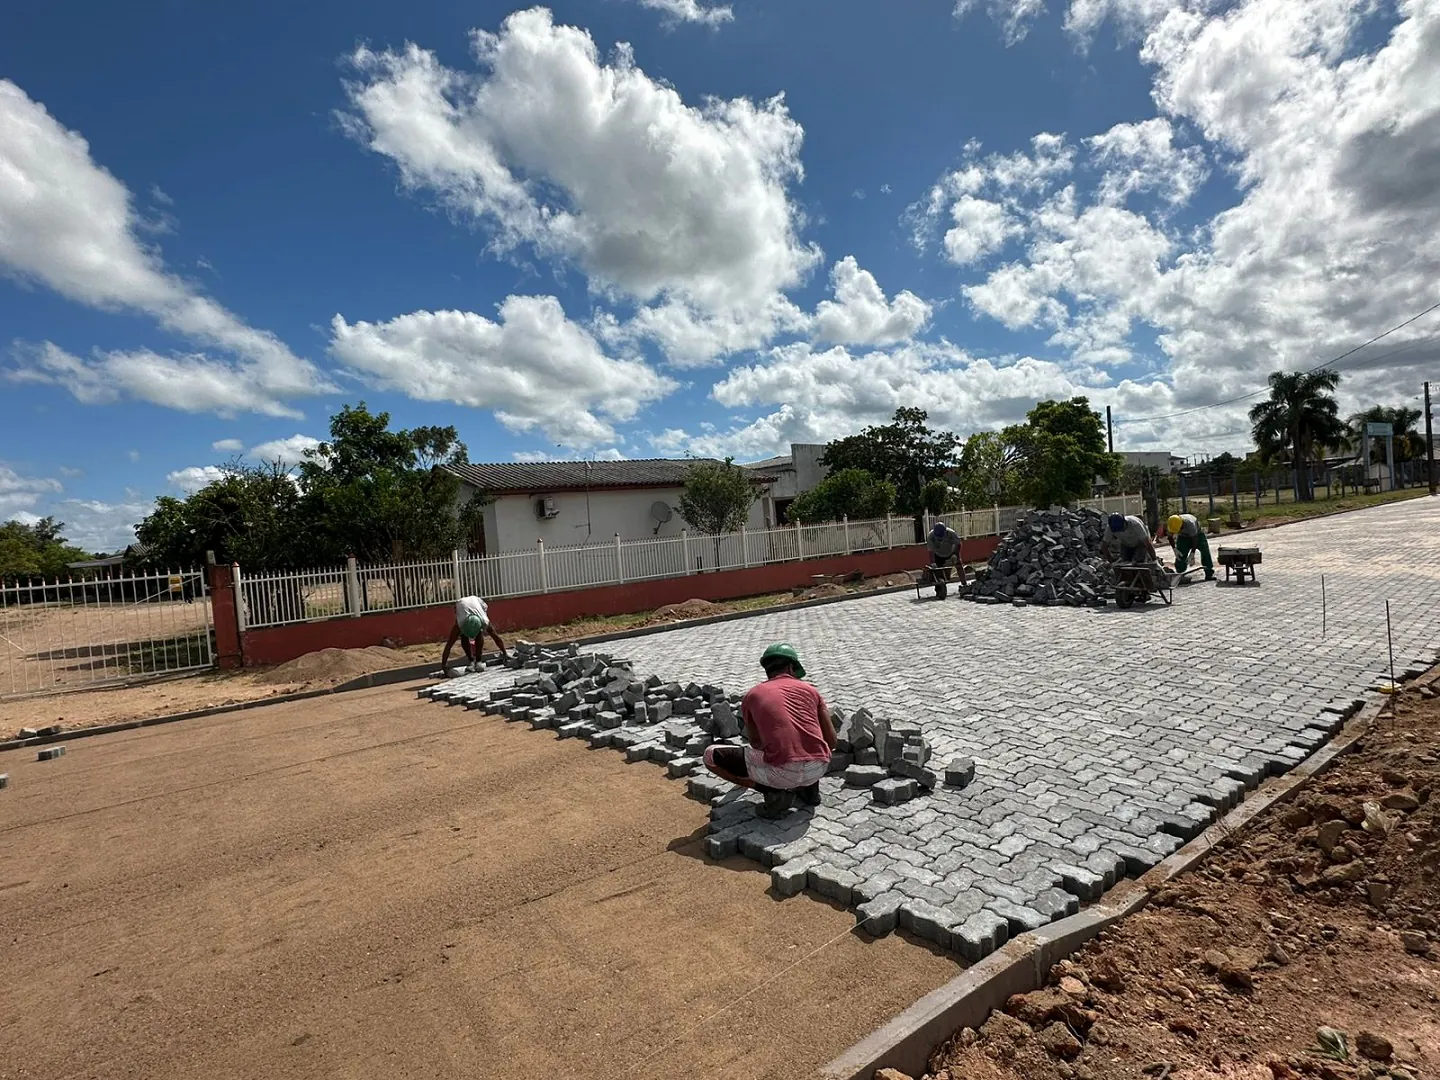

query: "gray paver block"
xmin=945 ymin=756 xmax=976 ymax=788
xmin=951 ymin=910 xmax=1009 ymax=961
xmin=872 ymin=777 xmax=919 ymax=805
xmin=808 ymin=864 xmax=861 ymax=907
xmin=37 ymin=746 xmax=66 ymax=761
xmin=844 ymin=764 xmax=889 ymax=788
xmin=855 ymin=890 xmax=904 ymax=936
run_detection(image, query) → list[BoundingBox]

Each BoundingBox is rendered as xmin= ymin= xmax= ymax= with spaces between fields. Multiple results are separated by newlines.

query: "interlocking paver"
xmin=425 ymin=499 xmax=1440 ymax=961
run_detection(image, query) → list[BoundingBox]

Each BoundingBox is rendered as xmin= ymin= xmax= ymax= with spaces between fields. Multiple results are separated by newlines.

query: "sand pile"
xmin=256 ymin=646 xmax=409 ymax=686
xmin=651 ymin=599 xmax=724 ymax=622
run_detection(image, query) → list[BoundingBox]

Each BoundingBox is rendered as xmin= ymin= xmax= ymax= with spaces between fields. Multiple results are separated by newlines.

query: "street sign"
xmin=1366 ymin=421 xmax=1393 ymax=437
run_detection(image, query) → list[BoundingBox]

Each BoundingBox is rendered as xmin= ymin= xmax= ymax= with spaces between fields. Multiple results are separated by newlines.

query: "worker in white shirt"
xmin=441 ymin=595 xmax=509 ymax=675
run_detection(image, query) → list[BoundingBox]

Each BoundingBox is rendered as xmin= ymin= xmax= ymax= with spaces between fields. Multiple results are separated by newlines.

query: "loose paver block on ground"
xmin=425 ymin=500 xmax=1440 ymax=960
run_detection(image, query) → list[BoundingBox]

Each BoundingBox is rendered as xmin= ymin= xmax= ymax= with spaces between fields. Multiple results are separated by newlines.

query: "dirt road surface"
xmin=0 ymin=684 xmax=955 ymax=1079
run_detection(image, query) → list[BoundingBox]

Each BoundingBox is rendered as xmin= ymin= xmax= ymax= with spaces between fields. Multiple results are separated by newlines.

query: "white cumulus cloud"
xmin=635 ymin=0 xmax=734 ymax=26
xmin=0 ymin=463 xmax=63 ymax=520
xmin=812 ymin=257 xmax=932 ymax=346
xmin=340 ymin=8 xmax=820 ymax=366
xmin=211 ymin=438 xmax=245 ymax=453
xmin=329 ymin=294 xmax=677 ymax=447
xmin=0 ymin=79 xmax=332 ymax=415
xmin=167 ymin=466 xmax=226 ymax=494
xmin=248 ymin=434 xmax=322 ymax=468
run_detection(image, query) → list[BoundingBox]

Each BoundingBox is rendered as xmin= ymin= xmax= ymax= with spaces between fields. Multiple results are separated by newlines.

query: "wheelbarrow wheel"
xmin=935 ymin=579 xmax=948 ymax=600
xmin=1115 ymin=589 xmax=1135 ymax=609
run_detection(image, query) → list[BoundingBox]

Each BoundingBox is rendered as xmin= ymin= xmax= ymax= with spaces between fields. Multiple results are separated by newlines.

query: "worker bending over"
xmin=441 ymin=595 xmax=509 ymax=675
xmin=1101 ymin=513 xmax=1160 ymax=566
xmin=927 ymin=521 xmax=970 ymax=585
xmin=1166 ymin=513 xmax=1215 ymax=581
xmin=703 ymin=643 xmax=837 ymax=819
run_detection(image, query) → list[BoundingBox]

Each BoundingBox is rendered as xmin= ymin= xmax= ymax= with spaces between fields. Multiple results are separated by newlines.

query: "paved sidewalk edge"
xmin=0 ymin=582 xmax=925 ymax=753
xmin=816 ymin=682 xmax=1414 ymax=1080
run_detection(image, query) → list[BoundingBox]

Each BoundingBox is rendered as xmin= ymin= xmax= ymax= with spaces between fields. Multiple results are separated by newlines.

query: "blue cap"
xmin=1108 ymin=514 xmax=1126 ymax=533
xmin=932 ymin=521 xmax=947 ymax=535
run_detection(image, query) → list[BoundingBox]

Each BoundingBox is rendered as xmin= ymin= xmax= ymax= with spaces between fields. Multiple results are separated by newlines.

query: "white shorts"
xmin=744 ymin=746 xmax=830 ymax=790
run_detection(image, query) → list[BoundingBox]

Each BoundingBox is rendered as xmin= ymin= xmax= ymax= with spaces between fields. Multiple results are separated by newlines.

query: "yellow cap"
xmin=1167 ymin=515 xmax=1183 ymax=534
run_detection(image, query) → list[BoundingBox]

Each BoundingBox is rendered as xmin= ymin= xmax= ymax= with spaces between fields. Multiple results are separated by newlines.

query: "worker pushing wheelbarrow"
xmin=912 ymin=520 xmax=970 ymax=599
xmin=1101 ymin=513 xmax=1175 ymax=609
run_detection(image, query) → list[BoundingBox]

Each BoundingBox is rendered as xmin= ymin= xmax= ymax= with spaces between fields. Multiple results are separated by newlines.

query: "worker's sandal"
xmin=757 ymin=789 xmax=795 ymax=819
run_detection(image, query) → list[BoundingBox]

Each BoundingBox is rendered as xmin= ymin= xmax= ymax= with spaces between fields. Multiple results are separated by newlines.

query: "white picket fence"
xmin=236 ymin=496 xmax=1142 ymax=630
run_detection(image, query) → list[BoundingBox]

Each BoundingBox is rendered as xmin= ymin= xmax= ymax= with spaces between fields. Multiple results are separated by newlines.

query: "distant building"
xmin=445 ymin=459 xmax=775 ymax=556
xmin=742 ymin=443 xmax=830 ymax=525
xmin=1117 ymin=451 xmax=1184 ymax=474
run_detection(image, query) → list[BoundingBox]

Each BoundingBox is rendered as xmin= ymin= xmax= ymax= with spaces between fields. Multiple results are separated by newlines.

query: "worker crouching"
xmin=1165 ymin=513 xmax=1215 ymax=581
xmin=702 ymin=643 xmax=837 ymax=819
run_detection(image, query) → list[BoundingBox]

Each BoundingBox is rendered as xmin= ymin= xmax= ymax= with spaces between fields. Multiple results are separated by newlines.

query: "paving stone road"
xmin=434 ymin=498 xmax=1440 ymax=960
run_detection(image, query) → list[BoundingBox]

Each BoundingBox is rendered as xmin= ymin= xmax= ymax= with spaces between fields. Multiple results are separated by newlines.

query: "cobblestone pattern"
xmin=426 ymin=500 xmax=1440 ymax=961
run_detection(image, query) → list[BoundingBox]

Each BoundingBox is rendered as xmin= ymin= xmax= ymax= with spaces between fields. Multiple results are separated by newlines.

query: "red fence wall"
xmin=232 ymin=538 xmax=999 ymax=668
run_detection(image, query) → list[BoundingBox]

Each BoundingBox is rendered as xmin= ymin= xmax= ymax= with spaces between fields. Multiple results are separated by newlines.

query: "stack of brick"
xmin=828 ymin=707 xmax=975 ymax=806
xmin=964 ymin=507 xmax=1112 ymax=607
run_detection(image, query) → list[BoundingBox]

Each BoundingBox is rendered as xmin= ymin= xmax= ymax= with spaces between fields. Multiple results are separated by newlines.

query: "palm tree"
xmin=1248 ymin=370 xmax=1345 ymax=501
xmin=1346 ymin=405 xmax=1425 ymax=463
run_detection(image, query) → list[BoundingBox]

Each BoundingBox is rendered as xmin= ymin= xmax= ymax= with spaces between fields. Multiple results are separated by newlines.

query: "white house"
xmin=743 ymin=443 xmax=830 ymax=525
xmin=446 ymin=459 xmax=776 ymax=556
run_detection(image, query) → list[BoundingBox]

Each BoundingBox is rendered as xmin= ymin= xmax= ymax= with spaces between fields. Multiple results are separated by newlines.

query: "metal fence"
xmin=0 ymin=568 xmax=214 ymax=699
xmin=236 ymin=496 xmax=1143 ymax=630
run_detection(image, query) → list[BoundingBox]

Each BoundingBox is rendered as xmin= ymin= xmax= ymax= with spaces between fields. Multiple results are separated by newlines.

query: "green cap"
xmin=760 ymin=642 xmax=805 ymax=679
xmin=460 ymin=614 xmax=485 ymax=640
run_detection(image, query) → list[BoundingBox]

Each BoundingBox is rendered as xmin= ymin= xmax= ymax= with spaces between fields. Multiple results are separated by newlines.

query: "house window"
xmin=467 ymin=515 xmax=487 ymax=557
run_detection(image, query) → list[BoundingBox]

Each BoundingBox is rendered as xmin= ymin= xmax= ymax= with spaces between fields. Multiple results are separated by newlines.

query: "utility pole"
xmin=1426 ymin=380 xmax=1436 ymax=497
xmin=1105 ymin=405 xmax=1114 ymax=453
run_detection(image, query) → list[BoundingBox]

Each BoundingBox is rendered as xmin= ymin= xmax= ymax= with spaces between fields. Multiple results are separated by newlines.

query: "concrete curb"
xmin=0 ymin=581 xmax=932 ymax=755
xmin=817 ymin=687 xmax=1400 ymax=1080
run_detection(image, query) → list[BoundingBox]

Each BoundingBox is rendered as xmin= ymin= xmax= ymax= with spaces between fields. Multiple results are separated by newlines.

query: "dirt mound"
xmin=256 ymin=646 xmax=409 ymax=687
xmin=925 ymin=678 xmax=1440 ymax=1080
xmin=795 ymin=583 xmax=850 ymax=600
xmin=651 ymin=599 xmax=724 ymax=622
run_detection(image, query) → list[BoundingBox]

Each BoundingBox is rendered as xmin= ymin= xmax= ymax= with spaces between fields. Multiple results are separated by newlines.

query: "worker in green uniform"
xmin=1167 ymin=514 xmax=1215 ymax=581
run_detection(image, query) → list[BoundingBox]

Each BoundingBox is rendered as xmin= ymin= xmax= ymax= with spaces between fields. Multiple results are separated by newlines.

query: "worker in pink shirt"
xmin=702 ymin=642 xmax=837 ymax=819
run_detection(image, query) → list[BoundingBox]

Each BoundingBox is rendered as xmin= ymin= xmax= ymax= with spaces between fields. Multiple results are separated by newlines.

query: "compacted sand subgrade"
xmin=0 ymin=684 xmax=956 ymax=1079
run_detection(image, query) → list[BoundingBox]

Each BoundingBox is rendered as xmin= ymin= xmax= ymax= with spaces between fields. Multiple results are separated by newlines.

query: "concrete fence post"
xmin=741 ymin=525 xmax=750 ymax=568
xmin=345 ymin=556 xmax=361 ymax=617
xmin=885 ymin=513 xmax=894 ymax=549
xmin=993 ymin=504 xmax=1000 ymax=537
xmin=614 ymin=533 xmax=625 ymax=585
xmin=451 ymin=548 xmax=462 ymax=602
xmin=683 ymin=530 xmax=693 ymax=575
xmin=843 ymin=515 xmax=851 ymax=555
xmin=537 ymin=538 xmax=548 ymax=594
xmin=209 ymin=563 xmax=244 ymax=669
xmin=796 ymin=519 xmax=805 ymax=561
xmin=231 ymin=563 xmax=247 ymax=632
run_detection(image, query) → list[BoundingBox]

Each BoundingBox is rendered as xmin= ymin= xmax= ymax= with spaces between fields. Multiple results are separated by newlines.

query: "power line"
xmin=1113 ymin=300 xmax=1440 ymax=427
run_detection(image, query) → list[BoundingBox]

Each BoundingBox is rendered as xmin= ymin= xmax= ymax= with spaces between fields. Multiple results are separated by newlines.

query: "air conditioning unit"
xmin=534 ymin=496 xmax=559 ymax=520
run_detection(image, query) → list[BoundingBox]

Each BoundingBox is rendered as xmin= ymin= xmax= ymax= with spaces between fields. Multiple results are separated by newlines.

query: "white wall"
xmin=793 ymin=443 xmax=830 ymax=490
xmin=1120 ymin=451 xmax=1174 ymax=472
xmin=487 ymin=486 xmax=769 ymax=552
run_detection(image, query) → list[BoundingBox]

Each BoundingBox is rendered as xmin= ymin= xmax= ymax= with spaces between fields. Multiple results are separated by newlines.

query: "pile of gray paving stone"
xmin=965 ymin=506 xmax=1112 ymax=606
xmin=426 ymin=643 xmax=965 ymax=808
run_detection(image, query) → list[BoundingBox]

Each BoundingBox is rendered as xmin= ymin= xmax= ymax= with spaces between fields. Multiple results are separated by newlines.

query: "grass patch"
xmin=1190 ymin=485 xmax=1431 ymax=530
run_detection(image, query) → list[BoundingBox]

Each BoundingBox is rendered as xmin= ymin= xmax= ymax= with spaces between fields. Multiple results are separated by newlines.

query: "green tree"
xmin=952 ymin=430 xmax=1021 ymax=507
xmin=0 ymin=517 xmax=91 ymax=583
xmin=820 ymin=407 xmax=961 ymax=514
xmin=1001 ymin=397 xmax=1119 ymax=507
xmin=134 ymin=463 xmax=305 ymax=569
xmin=789 ymin=468 xmax=897 ymax=523
xmin=297 ymin=403 xmax=471 ymax=564
xmin=919 ymin=478 xmax=952 ymax=515
xmin=677 ymin=459 xmax=758 ymax=538
xmin=1248 ymin=370 xmax=1345 ymax=501
xmin=1347 ymin=404 xmax=1425 ymax=463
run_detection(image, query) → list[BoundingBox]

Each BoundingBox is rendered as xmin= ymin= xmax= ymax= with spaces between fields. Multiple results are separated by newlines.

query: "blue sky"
xmin=3 ymin=0 xmax=1438 ymax=550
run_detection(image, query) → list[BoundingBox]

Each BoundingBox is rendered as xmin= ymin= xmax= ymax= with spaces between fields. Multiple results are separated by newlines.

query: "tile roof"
xmin=444 ymin=459 xmax=776 ymax=493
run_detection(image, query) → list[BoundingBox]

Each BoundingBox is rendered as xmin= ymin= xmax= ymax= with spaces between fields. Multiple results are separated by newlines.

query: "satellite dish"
xmin=650 ymin=501 xmax=674 ymax=534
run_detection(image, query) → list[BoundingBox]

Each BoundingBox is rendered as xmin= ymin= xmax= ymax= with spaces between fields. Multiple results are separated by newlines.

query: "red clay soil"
xmin=0 ymin=683 xmax=957 ymax=1079
xmin=923 ymin=682 xmax=1440 ymax=1080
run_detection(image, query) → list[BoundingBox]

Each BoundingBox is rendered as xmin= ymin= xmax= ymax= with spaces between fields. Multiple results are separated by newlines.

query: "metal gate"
xmin=0 ymin=568 xmax=214 ymax=699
